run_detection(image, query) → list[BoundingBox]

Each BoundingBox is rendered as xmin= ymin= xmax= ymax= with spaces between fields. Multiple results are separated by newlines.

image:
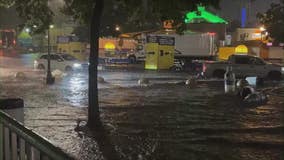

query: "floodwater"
xmin=61 ymin=70 xmax=284 ymax=160
xmin=1 ymin=52 xmax=284 ymax=160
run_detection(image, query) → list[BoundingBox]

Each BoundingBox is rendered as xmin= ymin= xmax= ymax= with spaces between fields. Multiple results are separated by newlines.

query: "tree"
xmin=72 ymin=25 xmax=90 ymax=42
xmin=257 ymin=1 xmax=284 ymax=44
xmin=0 ymin=0 xmax=53 ymax=34
xmin=1 ymin=0 xmax=221 ymax=129
xmin=0 ymin=6 xmax=23 ymax=29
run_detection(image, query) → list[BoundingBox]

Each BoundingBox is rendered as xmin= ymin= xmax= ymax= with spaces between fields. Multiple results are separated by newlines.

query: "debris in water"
xmin=236 ymin=79 xmax=249 ymax=89
xmin=185 ymin=78 xmax=197 ymax=88
xmin=14 ymin=72 xmax=26 ymax=80
xmin=138 ymin=78 xmax=150 ymax=86
xmin=52 ymin=69 xmax=66 ymax=79
xmin=98 ymin=76 xmax=106 ymax=83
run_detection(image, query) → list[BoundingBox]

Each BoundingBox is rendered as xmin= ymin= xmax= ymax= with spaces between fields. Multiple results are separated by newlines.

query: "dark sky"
xmin=212 ymin=0 xmax=280 ymax=26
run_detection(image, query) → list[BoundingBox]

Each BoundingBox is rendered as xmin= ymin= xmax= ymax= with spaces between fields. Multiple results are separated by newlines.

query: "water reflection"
xmin=58 ymin=70 xmax=284 ymax=160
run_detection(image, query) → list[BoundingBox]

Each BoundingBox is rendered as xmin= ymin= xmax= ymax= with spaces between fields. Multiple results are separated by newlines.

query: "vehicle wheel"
xmin=37 ymin=64 xmax=45 ymax=70
xmin=212 ymin=69 xmax=226 ymax=79
xmin=65 ymin=66 xmax=73 ymax=72
xmin=128 ymin=56 xmax=136 ymax=64
xmin=267 ymin=71 xmax=282 ymax=81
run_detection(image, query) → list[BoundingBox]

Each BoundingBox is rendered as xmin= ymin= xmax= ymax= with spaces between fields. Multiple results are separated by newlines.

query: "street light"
xmin=259 ymin=26 xmax=266 ymax=32
xmin=259 ymin=26 xmax=266 ymax=42
xmin=25 ymin=28 xmax=30 ymax=33
xmin=115 ymin=25 xmax=121 ymax=37
xmin=49 ymin=24 xmax=54 ymax=29
xmin=115 ymin=25 xmax=120 ymax=31
xmin=46 ymin=24 xmax=55 ymax=85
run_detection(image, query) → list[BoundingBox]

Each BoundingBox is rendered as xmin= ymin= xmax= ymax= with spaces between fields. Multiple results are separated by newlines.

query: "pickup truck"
xmin=202 ymin=54 xmax=282 ymax=80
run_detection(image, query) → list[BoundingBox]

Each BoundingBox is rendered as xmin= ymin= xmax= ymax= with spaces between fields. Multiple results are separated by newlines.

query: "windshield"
xmin=61 ymin=54 xmax=77 ymax=61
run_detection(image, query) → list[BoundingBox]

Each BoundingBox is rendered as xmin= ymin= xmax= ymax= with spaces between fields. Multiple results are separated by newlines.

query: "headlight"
xmin=73 ymin=63 xmax=82 ymax=68
xmin=281 ymin=67 xmax=284 ymax=73
xmin=34 ymin=60 xmax=38 ymax=68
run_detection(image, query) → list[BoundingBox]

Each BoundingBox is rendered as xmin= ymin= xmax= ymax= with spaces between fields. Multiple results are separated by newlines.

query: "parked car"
xmin=202 ymin=54 xmax=282 ymax=80
xmin=34 ymin=53 xmax=87 ymax=71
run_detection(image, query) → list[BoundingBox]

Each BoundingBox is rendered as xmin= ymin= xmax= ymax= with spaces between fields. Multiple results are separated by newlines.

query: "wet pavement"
xmin=1 ymin=52 xmax=284 ymax=160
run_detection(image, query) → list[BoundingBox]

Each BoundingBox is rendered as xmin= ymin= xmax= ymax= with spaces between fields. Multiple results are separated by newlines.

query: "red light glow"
xmin=202 ymin=63 xmax=207 ymax=72
xmin=207 ymin=32 xmax=216 ymax=36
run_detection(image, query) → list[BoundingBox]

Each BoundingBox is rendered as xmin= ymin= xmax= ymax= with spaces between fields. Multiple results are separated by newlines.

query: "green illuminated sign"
xmin=185 ymin=6 xmax=228 ymax=24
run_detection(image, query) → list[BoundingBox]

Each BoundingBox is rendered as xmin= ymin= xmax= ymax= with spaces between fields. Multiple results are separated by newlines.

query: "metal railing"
xmin=0 ymin=110 xmax=74 ymax=160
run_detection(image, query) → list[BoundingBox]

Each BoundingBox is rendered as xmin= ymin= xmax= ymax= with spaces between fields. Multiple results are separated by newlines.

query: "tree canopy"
xmin=0 ymin=0 xmax=53 ymax=34
xmin=257 ymin=0 xmax=284 ymax=43
xmin=0 ymin=0 xmax=221 ymax=35
xmin=63 ymin=0 xmax=221 ymax=33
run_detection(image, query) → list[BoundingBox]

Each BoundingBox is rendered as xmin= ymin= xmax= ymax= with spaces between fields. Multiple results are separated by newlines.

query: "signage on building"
xmin=57 ymin=36 xmax=69 ymax=43
xmin=163 ymin=20 xmax=174 ymax=29
xmin=146 ymin=35 xmax=175 ymax=46
xmin=57 ymin=36 xmax=79 ymax=43
xmin=158 ymin=36 xmax=175 ymax=46
xmin=237 ymin=28 xmax=263 ymax=41
xmin=235 ymin=45 xmax=248 ymax=53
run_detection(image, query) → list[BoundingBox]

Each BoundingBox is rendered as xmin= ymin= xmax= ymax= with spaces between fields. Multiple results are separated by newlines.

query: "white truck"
xmin=134 ymin=32 xmax=216 ymax=60
xmin=173 ymin=32 xmax=216 ymax=60
xmin=202 ymin=54 xmax=282 ymax=80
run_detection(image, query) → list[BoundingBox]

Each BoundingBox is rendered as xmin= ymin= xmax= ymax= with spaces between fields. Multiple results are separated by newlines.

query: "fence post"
xmin=0 ymin=110 xmax=75 ymax=160
xmin=0 ymin=121 xmax=3 ymax=160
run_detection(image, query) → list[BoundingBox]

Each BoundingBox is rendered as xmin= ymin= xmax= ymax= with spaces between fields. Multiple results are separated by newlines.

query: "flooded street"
xmin=1 ymin=53 xmax=284 ymax=160
xmin=68 ymin=70 xmax=284 ymax=160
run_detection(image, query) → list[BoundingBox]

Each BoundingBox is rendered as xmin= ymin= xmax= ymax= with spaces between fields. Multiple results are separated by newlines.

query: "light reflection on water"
xmin=58 ymin=70 xmax=284 ymax=160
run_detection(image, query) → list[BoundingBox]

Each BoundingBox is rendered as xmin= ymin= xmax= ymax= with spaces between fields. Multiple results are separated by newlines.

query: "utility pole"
xmin=46 ymin=24 xmax=54 ymax=85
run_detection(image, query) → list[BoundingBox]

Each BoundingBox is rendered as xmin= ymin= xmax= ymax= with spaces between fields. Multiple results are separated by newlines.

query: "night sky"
xmin=213 ymin=0 xmax=280 ymax=26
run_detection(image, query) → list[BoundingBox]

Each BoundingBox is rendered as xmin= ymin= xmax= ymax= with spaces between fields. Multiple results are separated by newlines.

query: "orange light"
xmin=163 ymin=20 xmax=174 ymax=29
xmin=235 ymin=45 xmax=248 ymax=53
xmin=104 ymin=42 xmax=115 ymax=50
xmin=259 ymin=27 xmax=266 ymax=31
xmin=207 ymin=32 xmax=216 ymax=36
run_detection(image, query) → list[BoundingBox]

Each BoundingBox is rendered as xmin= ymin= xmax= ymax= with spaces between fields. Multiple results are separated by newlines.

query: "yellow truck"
xmin=57 ymin=36 xmax=87 ymax=61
